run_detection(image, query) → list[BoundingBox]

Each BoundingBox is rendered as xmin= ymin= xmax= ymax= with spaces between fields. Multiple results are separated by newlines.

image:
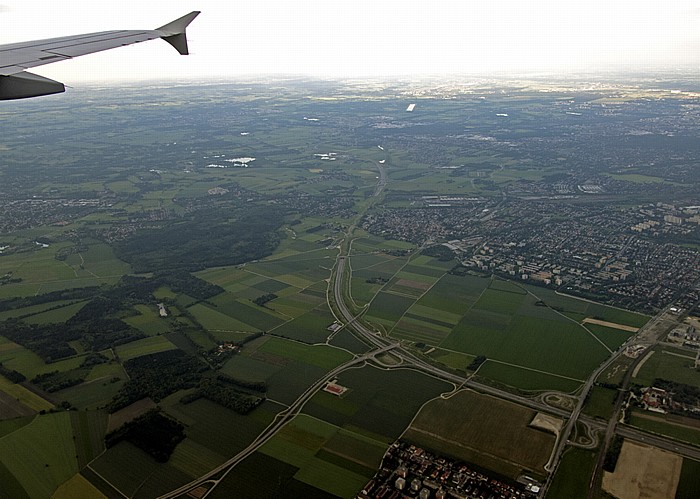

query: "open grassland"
xmin=583 ymin=386 xmax=618 ymax=420
xmin=585 ymin=324 xmax=635 ymax=351
xmin=475 ymin=361 xmax=583 ymax=393
xmin=365 ymin=292 xmax=416 ymax=326
xmin=258 ymin=337 xmax=352 ymax=370
xmin=0 ymin=412 xmax=78 ymax=499
xmin=271 ymin=306 xmax=336 ymax=343
xmin=632 ymin=346 xmax=700 ymax=386
xmin=0 ymin=415 xmax=33 ymax=438
xmin=205 ymin=293 xmax=287 ymax=330
xmin=88 ymin=441 xmax=191 ymax=499
xmin=0 ymin=300 xmax=77 ymax=322
xmin=391 ymin=316 xmax=452 ymax=344
xmin=546 ymin=448 xmax=597 ymax=499
xmin=0 ymin=341 xmax=92 ymax=380
xmin=123 ymin=304 xmax=172 ymax=336
xmin=208 ymin=452 xmax=337 ymax=499
xmin=405 ymin=390 xmax=556 ymax=478
xmin=414 ymin=274 xmax=488 ymax=315
xmin=0 ymin=244 xmax=126 ymax=295
xmin=187 ymin=302 xmax=258 ymax=332
xmin=52 ymin=473 xmax=107 ymax=499
xmin=676 ymin=459 xmax=700 ymax=499
xmin=427 ymin=349 xmax=475 ymax=371
xmin=305 ymin=365 xmax=452 ymax=442
xmin=114 ymin=336 xmax=177 ymax=361
xmin=0 ymin=375 xmax=53 ymax=412
xmin=598 ymin=355 xmax=634 ymax=386
xmin=71 ymin=410 xmax=108 ymax=468
xmin=629 ymin=410 xmax=700 ymax=445
xmin=259 ymin=415 xmax=383 ymax=498
xmin=168 ymin=437 xmax=226 ymax=479
xmin=58 ymin=371 xmax=126 ymax=410
xmin=442 ymin=313 xmax=605 ymax=381
xmin=220 ymin=354 xmax=284 ymax=382
xmin=165 ymin=398 xmax=279 ymax=459
xmin=23 ymin=301 xmax=88 ymax=325
xmin=517 ymin=284 xmax=649 ymax=328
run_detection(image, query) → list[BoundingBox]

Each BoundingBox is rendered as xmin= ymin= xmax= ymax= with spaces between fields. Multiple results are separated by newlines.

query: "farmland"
xmin=0 ymin=413 xmax=78 ymax=498
xmin=0 ymin=78 xmax=696 ymax=499
xmin=404 ymin=389 xmax=556 ymax=479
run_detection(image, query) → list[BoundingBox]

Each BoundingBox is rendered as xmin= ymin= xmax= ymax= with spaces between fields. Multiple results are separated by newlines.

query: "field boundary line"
xmin=436 ymin=274 xmax=493 ymax=349
xmin=85 ymin=464 xmax=129 ymax=498
xmin=505 ymin=277 xmax=613 ymax=354
xmin=0 ymin=414 xmax=38 ymax=442
xmin=485 ymin=358 xmax=586 ymax=383
xmin=632 ymin=350 xmax=655 ymax=378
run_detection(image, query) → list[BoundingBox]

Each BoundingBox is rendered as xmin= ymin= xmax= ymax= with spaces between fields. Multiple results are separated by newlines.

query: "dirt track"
xmin=583 ymin=318 xmax=639 ymax=332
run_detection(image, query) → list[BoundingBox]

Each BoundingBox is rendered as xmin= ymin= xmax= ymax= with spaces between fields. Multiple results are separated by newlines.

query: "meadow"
xmin=404 ymin=389 xmax=556 ymax=479
xmin=0 ymin=412 xmax=78 ymax=498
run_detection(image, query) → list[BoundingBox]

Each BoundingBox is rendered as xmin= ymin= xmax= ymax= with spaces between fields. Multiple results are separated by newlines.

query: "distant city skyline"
xmin=1 ymin=0 xmax=699 ymax=83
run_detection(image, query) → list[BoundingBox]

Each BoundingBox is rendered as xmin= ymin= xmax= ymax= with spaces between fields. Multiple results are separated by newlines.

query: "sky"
xmin=1 ymin=0 xmax=699 ymax=83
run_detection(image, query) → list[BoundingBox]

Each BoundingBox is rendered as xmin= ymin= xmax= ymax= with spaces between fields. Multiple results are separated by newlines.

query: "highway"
xmin=160 ymin=342 xmax=398 ymax=498
xmin=162 ymin=153 xmax=699 ymax=499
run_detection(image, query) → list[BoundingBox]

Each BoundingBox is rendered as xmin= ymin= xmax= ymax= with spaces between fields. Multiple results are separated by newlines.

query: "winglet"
xmin=157 ymin=11 xmax=200 ymax=55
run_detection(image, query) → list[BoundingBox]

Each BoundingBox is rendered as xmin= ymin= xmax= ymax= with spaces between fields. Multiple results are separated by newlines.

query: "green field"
xmin=632 ymin=347 xmax=700 ymax=387
xmin=365 ymin=292 xmax=416 ymax=326
xmin=546 ymin=448 xmax=598 ymax=499
xmin=114 ymin=336 xmax=177 ymax=361
xmin=628 ymin=411 xmax=700 ymax=445
xmin=258 ymin=415 xmax=383 ymax=497
xmin=0 ymin=375 xmax=53 ymax=412
xmin=271 ymin=306 xmax=337 ymax=343
xmin=0 ymin=412 xmax=79 ymax=498
xmin=583 ymin=386 xmax=618 ymax=420
xmin=476 ymin=361 xmax=583 ymax=393
xmin=305 ymin=365 xmax=452 ymax=441
xmin=123 ymin=304 xmax=172 ymax=336
xmin=676 ymin=458 xmax=700 ymax=499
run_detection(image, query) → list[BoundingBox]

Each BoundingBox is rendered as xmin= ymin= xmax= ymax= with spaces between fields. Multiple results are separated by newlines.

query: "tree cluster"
xmin=0 ymin=363 xmax=26 ymax=383
xmin=180 ymin=378 xmax=263 ymax=415
xmin=109 ymin=350 xmax=207 ymax=412
xmin=105 ymin=409 xmax=185 ymax=463
xmin=603 ymin=435 xmax=624 ymax=472
xmin=114 ymin=205 xmax=284 ymax=273
xmin=467 ymin=355 xmax=487 ymax=371
xmin=31 ymin=370 xmax=84 ymax=393
xmin=253 ymin=293 xmax=278 ymax=307
xmin=421 ymin=245 xmax=455 ymax=262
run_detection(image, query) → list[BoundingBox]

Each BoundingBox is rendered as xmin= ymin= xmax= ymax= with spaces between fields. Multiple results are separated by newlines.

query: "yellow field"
xmin=602 ymin=441 xmax=682 ymax=499
xmin=0 ymin=375 xmax=53 ymax=411
xmin=52 ymin=473 xmax=106 ymax=499
xmin=583 ymin=318 xmax=639 ymax=332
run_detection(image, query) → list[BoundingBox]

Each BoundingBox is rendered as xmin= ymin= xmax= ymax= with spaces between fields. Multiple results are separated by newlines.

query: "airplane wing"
xmin=0 ymin=11 xmax=200 ymax=100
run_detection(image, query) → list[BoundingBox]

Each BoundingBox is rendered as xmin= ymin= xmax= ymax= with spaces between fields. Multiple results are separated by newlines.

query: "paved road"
xmin=159 ymin=342 xmax=398 ymax=498
xmin=587 ymin=305 xmax=693 ymax=498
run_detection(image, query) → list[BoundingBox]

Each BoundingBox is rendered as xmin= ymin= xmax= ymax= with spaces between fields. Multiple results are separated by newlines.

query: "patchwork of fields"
xmin=353 ymin=240 xmax=648 ymax=392
xmin=0 ymin=228 xmax=652 ymax=498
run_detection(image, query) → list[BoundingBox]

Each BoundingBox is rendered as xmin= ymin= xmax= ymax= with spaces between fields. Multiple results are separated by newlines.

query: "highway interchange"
xmin=161 ymin=158 xmax=698 ymax=498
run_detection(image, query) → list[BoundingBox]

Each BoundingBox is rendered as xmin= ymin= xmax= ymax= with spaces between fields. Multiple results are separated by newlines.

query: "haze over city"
xmin=1 ymin=0 xmax=699 ymax=82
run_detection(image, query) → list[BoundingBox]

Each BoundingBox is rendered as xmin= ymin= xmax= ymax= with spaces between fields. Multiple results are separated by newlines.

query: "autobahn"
xmin=162 ymin=155 xmax=698 ymax=498
xmin=159 ymin=342 xmax=399 ymax=498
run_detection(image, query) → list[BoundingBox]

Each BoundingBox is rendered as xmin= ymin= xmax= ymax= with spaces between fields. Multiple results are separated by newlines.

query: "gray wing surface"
xmin=0 ymin=11 xmax=199 ymax=100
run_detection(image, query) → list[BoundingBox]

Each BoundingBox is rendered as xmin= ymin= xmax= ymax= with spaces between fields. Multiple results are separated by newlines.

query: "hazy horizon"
xmin=2 ymin=0 xmax=699 ymax=84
